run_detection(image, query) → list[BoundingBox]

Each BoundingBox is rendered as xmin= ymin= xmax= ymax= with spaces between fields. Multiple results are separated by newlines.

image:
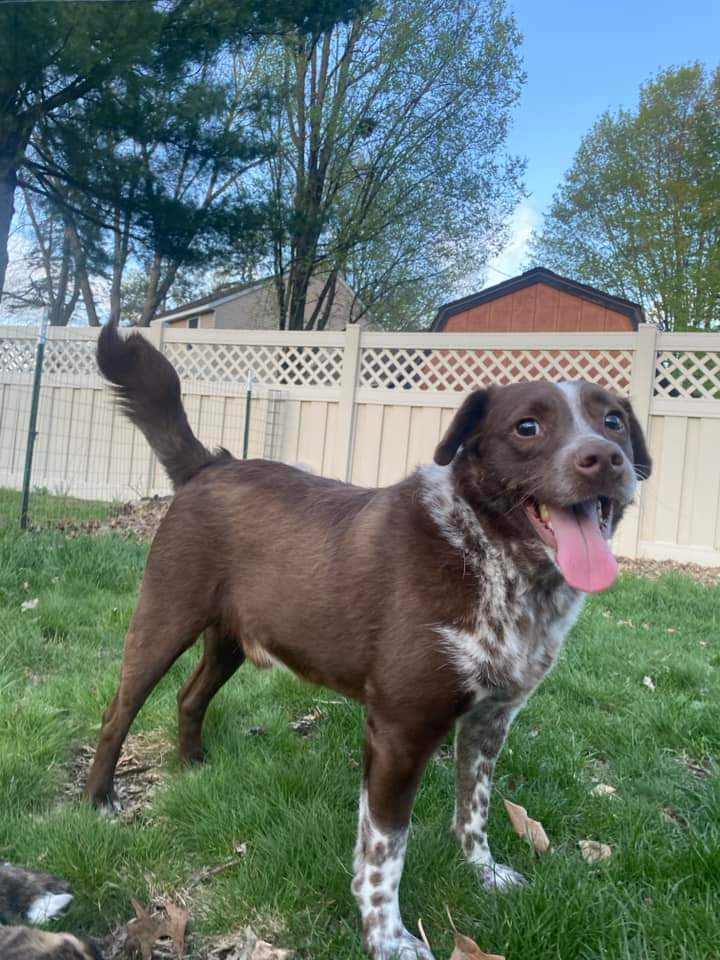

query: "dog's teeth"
xmin=539 ymin=504 xmax=550 ymax=523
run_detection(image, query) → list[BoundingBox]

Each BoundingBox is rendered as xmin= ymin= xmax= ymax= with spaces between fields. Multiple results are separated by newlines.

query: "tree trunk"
xmin=65 ymin=217 xmax=99 ymax=325
xmin=139 ymin=256 xmax=179 ymax=326
xmin=0 ymin=143 xmax=21 ymax=301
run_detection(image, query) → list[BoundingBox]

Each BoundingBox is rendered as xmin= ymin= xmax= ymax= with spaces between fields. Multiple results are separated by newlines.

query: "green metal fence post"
xmin=242 ymin=369 xmax=255 ymax=459
xmin=20 ymin=310 xmax=49 ymax=529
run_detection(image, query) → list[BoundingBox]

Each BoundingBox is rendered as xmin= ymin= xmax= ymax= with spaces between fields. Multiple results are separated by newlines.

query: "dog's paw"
xmin=369 ymin=929 xmax=435 ymax=959
xmin=479 ymin=861 xmax=527 ymax=890
xmin=96 ymin=795 xmax=123 ymax=817
xmin=26 ymin=891 xmax=74 ymax=923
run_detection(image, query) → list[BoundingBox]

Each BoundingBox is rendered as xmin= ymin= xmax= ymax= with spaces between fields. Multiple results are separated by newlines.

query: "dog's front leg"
xmin=352 ymin=715 xmax=441 ymax=960
xmin=454 ymin=696 xmax=526 ymax=889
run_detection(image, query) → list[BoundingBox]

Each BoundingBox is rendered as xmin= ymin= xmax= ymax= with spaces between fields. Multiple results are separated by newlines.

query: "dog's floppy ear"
xmin=434 ymin=389 xmax=489 ymax=466
xmin=618 ymin=397 xmax=652 ymax=480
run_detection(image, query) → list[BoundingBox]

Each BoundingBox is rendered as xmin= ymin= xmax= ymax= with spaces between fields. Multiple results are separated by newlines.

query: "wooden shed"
xmin=431 ymin=267 xmax=644 ymax=332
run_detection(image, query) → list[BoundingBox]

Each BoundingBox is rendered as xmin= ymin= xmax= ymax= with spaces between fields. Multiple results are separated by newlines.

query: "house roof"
xmin=154 ymin=278 xmax=269 ymax=323
xmin=431 ymin=267 xmax=646 ymax=331
xmin=153 ymin=273 xmax=362 ymax=326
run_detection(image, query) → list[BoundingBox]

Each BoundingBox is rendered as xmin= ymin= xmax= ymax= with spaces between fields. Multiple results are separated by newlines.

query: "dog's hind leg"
xmin=84 ymin=601 xmax=203 ymax=807
xmin=177 ymin=626 xmax=245 ymax=764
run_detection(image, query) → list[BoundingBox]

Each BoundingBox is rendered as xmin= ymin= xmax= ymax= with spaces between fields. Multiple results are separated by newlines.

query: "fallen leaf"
xmin=590 ymin=783 xmax=617 ymax=798
xmin=251 ymin=942 xmax=293 ymax=959
xmin=503 ymin=798 xmax=550 ymax=854
xmin=21 ymin=597 xmax=39 ymax=611
xmin=163 ymin=901 xmax=189 ymax=959
xmin=666 ymin=628 xmax=677 ymax=634
xmin=127 ymin=900 xmax=167 ymax=960
xmin=578 ymin=839 xmax=612 ymax=864
xmin=450 ymin=932 xmax=506 ymax=960
xmin=289 ymin=706 xmax=322 ymax=736
xmin=205 ymin=926 xmax=293 ymax=959
xmin=642 ymin=675 xmax=656 ymax=691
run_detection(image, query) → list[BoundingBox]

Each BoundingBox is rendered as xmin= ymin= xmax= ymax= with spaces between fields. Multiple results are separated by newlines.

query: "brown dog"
xmin=86 ymin=322 xmax=651 ymax=960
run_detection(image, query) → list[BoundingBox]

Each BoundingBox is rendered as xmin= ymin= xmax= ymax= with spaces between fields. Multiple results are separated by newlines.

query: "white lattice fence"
xmin=3 ymin=323 xmax=720 ymax=564
xmin=359 ymin=345 xmax=634 ymax=393
xmin=163 ymin=338 xmax=344 ymax=388
xmin=654 ymin=349 xmax=720 ymax=400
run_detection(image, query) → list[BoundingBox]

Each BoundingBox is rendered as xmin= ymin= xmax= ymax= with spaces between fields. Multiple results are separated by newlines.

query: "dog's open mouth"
xmin=524 ymin=497 xmax=617 ymax=593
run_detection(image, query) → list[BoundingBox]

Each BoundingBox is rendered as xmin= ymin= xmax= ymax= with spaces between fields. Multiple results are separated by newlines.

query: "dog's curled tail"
xmin=97 ymin=321 xmax=221 ymax=488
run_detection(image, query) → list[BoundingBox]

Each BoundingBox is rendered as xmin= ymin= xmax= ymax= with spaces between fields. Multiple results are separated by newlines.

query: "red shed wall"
xmin=443 ymin=282 xmax=634 ymax=332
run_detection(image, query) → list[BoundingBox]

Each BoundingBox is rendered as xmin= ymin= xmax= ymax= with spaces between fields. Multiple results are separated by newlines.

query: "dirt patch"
xmin=618 ymin=556 xmax=720 ymax=586
xmin=42 ymin=497 xmax=172 ymax=542
xmin=65 ymin=731 xmax=173 ymax=821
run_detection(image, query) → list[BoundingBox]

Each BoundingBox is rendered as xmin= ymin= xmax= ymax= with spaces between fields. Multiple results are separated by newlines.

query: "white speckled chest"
xmin=420 ymin=463 xmax=586 ymax=698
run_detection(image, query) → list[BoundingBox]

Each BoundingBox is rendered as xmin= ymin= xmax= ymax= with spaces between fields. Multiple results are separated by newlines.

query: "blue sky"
xmin=486 ymin=0 xmax=720 ymax=282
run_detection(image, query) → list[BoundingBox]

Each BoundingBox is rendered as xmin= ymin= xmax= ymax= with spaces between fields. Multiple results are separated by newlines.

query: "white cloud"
xmin=483 ymin=200 xmax=540 ymax=287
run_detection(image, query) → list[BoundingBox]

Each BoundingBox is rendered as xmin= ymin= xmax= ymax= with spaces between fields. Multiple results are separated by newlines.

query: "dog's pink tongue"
xmin=548 ymin=503 xmax=618 ymax=593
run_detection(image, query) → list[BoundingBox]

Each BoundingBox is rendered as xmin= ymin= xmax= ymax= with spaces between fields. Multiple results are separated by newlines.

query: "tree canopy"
xmin=0 ymin=0 xmax=372 ymax=314
xmin=1 ymin=0 xmax=523 ymax=329
xmin=528 ymin=64 xmax=720 ymax=331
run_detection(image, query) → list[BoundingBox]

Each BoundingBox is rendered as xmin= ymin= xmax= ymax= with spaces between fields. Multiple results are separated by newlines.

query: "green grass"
xmin=0 ymin=486 xmax=114 ymax=528
xmin=0 ymin=525 xmax=718 ymax=959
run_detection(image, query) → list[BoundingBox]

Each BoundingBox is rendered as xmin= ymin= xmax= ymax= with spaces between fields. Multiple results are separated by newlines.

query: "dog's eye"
xmin=515 ymin=418 xmax=540 ymax=438
xmin=605 ymin=411 xmax=624 ymax=431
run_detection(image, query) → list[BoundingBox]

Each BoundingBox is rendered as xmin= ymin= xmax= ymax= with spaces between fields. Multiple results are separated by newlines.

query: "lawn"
xmin=0 ymin=524 xmax=718 ymax=959
xmin=0 ymin=486 xmax=114 ymax=529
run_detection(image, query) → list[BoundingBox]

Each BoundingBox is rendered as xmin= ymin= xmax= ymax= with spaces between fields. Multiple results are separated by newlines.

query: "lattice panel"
xmin=359 ymin=347 xmax=634 ymax=393
xmin=44 ymin=338 xmax=99 ymax=377
xmin=654 ymin=351 xmax=720 ymax=400
xmin=0 ymin=337 xmax=37 ymax=374
xmin=163 ymin=341 xmax=344 ymax=387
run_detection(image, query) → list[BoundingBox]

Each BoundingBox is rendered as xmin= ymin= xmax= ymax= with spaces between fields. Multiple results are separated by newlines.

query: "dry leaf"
xmin=578 ymin=839 xmax=612 ymax=864
xmin=127 ymin=900 xmax=167 ymax=960
xmin=504 ymin=798 xmax=550 ymax=854
xmin=289 ymin=706 xmax=322 ymax=735
xmin=251 ymin=942 xmax=292 ymax=959
xmin=163 ymin=901 xmax=189 ymax=959
xmin=205 ymin=926 xmax=292 ymax=960
xmin=21 ymin=597 xmax=39 ymax=611
xmin=590 ymin=783 xmax=617 ymax=798
xmin=642 ymin=675 xmax=656 ymax=691
xmin=450 ymin=932 xmax=506 ymax=960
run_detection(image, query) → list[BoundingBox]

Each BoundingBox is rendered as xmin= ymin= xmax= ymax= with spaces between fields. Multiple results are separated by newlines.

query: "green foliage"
xmin=529 ymin=64 xmax=720 ymax=331
xmin=246 ymin=0 xmax=525 ymax=330
xmin=0 ymin=0 xmax=373 ymax=314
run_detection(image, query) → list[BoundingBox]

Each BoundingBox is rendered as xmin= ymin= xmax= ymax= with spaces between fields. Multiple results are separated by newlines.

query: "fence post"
xmin=242 ymin=368 xmax=256 ymax=459
xmin=19 ymin=310 xmax=49 ymax=529
xmin=618 ymin=322 xmax=658 ymax=559
xmin=335 ymin=323 xmax=362 ymax=481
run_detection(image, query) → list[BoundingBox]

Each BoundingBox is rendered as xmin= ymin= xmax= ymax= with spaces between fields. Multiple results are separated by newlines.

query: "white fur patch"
xmin=26 ymin=891 xmax=73 ymax=922
xmin=557 ymin=380 xmax=597 ymax=436
xmin=353 ymin=789 xmax=433 ymax=960
xmin=557 ymin=380 xmax=637 ymax=501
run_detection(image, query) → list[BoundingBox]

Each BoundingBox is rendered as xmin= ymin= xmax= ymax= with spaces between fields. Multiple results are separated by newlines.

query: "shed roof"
xmin=432 ymin=267 xmax=645 ymax=331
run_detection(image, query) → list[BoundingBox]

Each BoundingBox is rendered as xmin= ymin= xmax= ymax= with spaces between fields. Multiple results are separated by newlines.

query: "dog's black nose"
xmin=574 ymin=441 xmax=625 ymax=479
